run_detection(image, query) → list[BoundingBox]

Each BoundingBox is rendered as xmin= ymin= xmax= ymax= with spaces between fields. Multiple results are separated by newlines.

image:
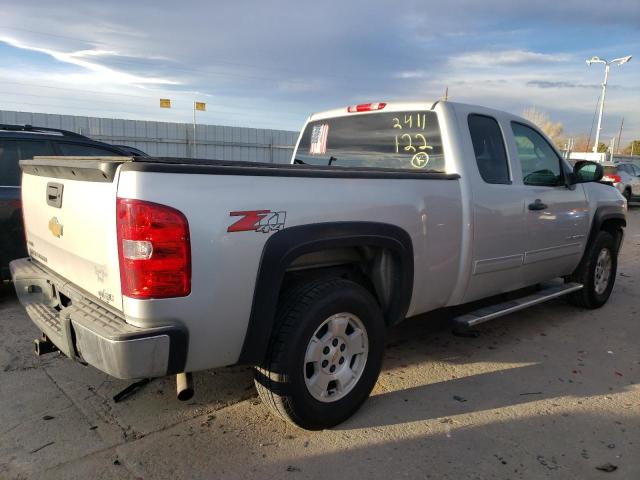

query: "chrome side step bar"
xmin=453 ymin=282 xmax=583 ymax=328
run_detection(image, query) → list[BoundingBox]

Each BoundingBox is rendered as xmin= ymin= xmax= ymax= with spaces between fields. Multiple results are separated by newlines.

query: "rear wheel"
xmin=623 ymin=188 xmax=631 ymax=203
xmin=254 ymin=278 xmax=385 ymax=430
xmin=569 ymin=230 xmax=617 ymax=308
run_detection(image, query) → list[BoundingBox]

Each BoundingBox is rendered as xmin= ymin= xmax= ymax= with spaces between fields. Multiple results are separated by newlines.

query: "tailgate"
xmin=20 ymin=157 xmax=129 ymax=311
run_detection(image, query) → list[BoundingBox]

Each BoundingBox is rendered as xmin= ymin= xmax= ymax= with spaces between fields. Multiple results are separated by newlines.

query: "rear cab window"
xmin=295 ymin=111 xmax=445 ymax=172
xmin=468 ymin=114 xmax=510 ymax=184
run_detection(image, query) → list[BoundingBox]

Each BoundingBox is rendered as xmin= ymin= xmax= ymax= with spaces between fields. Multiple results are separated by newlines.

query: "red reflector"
xmin=347 ymin=102 xmax=387 ymax=113
xmin=603 ymin=174 xmax=621 ymax=183
xmin=116 ymin=198 xmax=191 ymax=299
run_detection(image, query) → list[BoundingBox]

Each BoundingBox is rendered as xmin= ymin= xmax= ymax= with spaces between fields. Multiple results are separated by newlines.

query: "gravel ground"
xmin=1 ymin=208 xmax=638 ymax=480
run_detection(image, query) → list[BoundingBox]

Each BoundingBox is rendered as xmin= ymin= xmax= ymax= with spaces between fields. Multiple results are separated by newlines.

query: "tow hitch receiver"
xmin=34 ymin=334 xmax=59 ymax=356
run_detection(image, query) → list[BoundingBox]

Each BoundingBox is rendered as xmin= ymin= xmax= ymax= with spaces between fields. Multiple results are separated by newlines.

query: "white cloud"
xmin=0 ymin=36 xmax=179 ymax=86
xmin=450 ymin=50 xmax=572 ymax=67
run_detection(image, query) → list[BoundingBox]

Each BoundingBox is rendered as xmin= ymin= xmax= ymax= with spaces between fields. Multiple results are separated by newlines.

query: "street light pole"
xmin=586 ymin=55 xmax=632 ymax=153
xmin=592 ymin=63 xmax=609 ymax=153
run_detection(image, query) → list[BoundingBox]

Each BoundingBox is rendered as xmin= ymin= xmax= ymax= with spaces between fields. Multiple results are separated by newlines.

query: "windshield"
xmin=295 ymin=111 xmax=445 ymax=172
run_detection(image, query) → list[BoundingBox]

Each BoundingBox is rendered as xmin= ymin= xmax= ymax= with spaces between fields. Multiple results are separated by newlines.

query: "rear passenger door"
xmin=509 ymin=122 xmax=589 ymax=283
xmin=463 ymin=114 xmax=528 ymax=303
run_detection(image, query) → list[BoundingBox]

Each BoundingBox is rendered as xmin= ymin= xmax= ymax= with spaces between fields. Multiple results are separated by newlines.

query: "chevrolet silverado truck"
xmin=10 ymin=101 xmax=626 ymax=430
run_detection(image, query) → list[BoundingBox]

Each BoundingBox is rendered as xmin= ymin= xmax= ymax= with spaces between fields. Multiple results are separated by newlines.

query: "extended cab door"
xmin=508 ymin=122 xmax=589 ymax=283
xmin=462 ymin=113 xmax=529 ymax=303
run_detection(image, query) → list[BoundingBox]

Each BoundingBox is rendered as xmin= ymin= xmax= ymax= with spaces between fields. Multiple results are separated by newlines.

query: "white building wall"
xmin=0 ymin=110 xmax=298 ymax=163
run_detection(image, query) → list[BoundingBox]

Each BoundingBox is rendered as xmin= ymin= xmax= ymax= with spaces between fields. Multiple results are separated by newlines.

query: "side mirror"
xmin=571 ymin=160 xmax=603 ymax=184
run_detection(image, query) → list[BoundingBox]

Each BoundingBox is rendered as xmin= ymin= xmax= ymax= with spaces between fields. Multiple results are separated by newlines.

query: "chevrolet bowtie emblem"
xmin=48 ymin=217 xmax=63 ymax=238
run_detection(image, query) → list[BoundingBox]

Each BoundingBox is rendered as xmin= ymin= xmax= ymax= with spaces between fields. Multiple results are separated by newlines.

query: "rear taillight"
xmin=347 ymin=102 xmax=386 ymax=113
xmin=602 ymin=174 xmax=621 ymax=183
xmin=116 ymin=198 xmax=191 ymax=299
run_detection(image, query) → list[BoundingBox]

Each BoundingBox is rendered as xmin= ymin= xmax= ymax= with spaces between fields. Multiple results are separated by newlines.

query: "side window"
xmin=57 ymin=143 xmax=121 ymax=156
xmin=468 ymin=114 xmax=510 ymax=184
xmin=0 ymin=140 xmax=54 ymax=186
xmin=511 ymin=122 xmax=562 ymax=186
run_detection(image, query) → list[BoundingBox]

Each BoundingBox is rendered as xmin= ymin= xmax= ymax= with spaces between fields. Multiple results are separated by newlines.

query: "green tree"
xmin=624 ymin=140 xmax=640 ymax=155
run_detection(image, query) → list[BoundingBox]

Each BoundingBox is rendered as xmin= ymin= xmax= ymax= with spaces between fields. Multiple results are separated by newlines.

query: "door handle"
xmin=528 ymin=199 xmax=548 ymax=211
xmin=46 ymin=182 xmax=64 ymax=208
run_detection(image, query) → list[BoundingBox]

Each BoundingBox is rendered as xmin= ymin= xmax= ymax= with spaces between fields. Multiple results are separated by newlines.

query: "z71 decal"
xmin=227 ymin=210 xmax=287 ymax=233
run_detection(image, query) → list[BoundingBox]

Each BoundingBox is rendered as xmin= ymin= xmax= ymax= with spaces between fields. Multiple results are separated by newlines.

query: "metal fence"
xmin=0 ymin=110 xmax=298 ymax=163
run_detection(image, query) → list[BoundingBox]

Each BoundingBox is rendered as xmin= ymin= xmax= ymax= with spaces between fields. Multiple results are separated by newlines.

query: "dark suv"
xmin=0 ymin=124 xmax=145 ymax=281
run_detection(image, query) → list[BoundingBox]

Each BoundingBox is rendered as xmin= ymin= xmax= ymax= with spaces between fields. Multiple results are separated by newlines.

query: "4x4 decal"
xmin=227 ymin=210 xmax=287 ymax=233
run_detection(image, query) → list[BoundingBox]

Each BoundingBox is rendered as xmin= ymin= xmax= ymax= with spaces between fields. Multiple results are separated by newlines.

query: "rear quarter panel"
xmin=116 ymin=168 xmax=463 ymax=371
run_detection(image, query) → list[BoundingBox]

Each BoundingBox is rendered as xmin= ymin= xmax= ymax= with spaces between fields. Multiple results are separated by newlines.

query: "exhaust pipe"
xmin=34 ymin=335 xmax=59 ymax=356
xmin=176 ymin=372 xmax=194 ymax=401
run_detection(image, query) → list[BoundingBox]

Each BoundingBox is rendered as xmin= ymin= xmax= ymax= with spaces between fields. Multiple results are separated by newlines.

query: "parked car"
xmin=602 ymin=162 xmax=640 ymax=203
xmin=0 ymin=124 xmax=142 ymax=281
xmin=10 ymin=101 xmax=626 ymax=430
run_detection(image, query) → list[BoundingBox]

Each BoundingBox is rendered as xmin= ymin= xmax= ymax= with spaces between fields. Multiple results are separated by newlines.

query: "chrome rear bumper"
xmin=10 ymin=258 xmax=187 ymax=379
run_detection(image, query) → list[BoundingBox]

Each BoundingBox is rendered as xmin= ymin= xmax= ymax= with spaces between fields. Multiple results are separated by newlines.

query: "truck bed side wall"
xmin=116 ymin=169 xmax=463 ymax=371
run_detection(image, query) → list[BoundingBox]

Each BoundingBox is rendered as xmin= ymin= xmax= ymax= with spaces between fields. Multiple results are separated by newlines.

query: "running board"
xmin=453 ymin=282 xmax=583 ymax=328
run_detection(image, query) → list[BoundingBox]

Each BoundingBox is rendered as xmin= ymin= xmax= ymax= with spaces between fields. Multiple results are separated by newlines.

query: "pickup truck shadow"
xmin=265 ymin=410 xmax=639 ymax=478
xmin=336 ymin=293 xmax=636 ymax=430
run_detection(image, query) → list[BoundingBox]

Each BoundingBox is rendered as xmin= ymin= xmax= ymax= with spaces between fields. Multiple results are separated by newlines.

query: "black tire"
xmin=623 ymin=188 xmax=631 ymax=203
xmin=568 ymin=230 xmax=618 ymax=309
xmin=254 ymin=278 xmax=386 ymax=430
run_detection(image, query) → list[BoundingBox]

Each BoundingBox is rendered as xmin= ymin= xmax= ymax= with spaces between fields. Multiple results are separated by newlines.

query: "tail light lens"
xmin=602 ymin=174 xmax=621 ymax=183
xmin=347 ymin=102 xmax=386 ymax=113
xmin=116 ymin=198 xmax=191 ymax=299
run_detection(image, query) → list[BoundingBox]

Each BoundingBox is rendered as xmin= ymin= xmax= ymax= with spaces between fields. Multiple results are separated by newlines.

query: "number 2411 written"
xmin=392 ymin=114 xmax=433 ymax=153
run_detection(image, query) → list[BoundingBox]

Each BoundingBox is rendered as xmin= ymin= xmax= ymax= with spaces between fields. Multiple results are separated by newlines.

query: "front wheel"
xmin=254 ymin=278 xmax=386 ymax=430
xmin=569 ymin=230 xmax=618 ymax=309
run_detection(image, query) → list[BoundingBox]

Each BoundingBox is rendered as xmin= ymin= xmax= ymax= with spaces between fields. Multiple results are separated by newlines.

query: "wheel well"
xmin=600 ymin=218 xmax=625 ymax=251
xmin=282 ymin=246 xmax=400 ymax=325
xmin=237 ymin=221 xmax=414 ymax=366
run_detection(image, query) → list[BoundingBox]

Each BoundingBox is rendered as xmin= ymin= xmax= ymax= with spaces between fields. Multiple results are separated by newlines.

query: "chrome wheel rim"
xmin=594 ymin=248 xmax=612 ymax=295
xmin=303 ymin=312 xmax=369 ymax=403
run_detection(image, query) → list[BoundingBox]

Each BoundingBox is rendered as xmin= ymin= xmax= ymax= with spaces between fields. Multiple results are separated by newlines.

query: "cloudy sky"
xmin=1 ymin=0 xmax=639 ymax=144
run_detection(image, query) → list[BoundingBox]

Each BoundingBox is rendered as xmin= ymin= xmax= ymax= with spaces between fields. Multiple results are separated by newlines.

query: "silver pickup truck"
xmin=11 ymin=100 xmax=626 ymax=430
